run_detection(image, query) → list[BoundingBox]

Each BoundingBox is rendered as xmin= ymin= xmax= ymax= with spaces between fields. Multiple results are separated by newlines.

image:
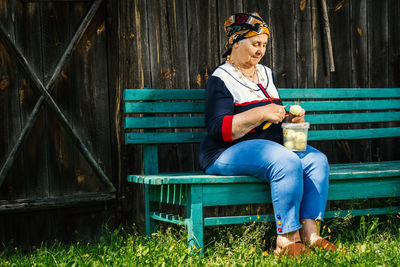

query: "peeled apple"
xmin=289 ymin=105 xmax=302 ymax=116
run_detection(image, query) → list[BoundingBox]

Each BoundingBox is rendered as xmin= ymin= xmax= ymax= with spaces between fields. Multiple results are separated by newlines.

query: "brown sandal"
xmin=274 ymin=241 xmax=312 ymax=257
xmin=312 ymin=238 xmax=337 ymax=252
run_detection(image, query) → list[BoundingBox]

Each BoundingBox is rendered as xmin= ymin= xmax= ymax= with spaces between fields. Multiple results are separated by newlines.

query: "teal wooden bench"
xmin=124 ymin=88 xmax=400 ymax=252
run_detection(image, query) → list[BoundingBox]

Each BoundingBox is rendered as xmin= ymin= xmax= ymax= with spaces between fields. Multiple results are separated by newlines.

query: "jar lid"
xmin=281 ymin=122 xmax=310 ymax=129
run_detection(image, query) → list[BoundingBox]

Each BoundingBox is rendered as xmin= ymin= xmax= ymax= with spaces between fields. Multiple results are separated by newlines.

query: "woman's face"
xmin=233 ymin=34 xmax=268 ymax=67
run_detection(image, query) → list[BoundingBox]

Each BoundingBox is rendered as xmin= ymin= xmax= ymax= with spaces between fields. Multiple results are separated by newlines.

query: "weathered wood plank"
xmin=384 ymin=0 xmax=400 ymax=162
xmin=368 ymin=0 xmax=390 ymax=163
xmin=0 ymin=192 xmax=115 ymax=213
xmin=243 ymin=0 xmax=272 ymax=67
xmin=329 ymin=0 xmax=351 ymax=87
xmin=66 ymin=0 xmax=113 ymax=192
xmin=311 ymin=0 xmax=334 ymax=162
xmin=43 ymin=0 xmax=82 ymax=197
xmin=145 ymin=0 xmax=195 ymax=173
xmin=368 ymin=0 xmax=389 ymax=88
xmin=105 ymin=0 xmax=121 ymax=211
xmin=0 ymin=0 xmax=25 ymax=200
xmin=117 ymin=0 xmax=152 ymax=225
xmin=311 ymin=0 xmax=330 ymax=86
xmin=389 ymin=0 xmax=400 ymax=88
xmin=217 ymin=0 xmax=243 ymax=60
xmin=146 ymin=0 xmax=189 ymax=89
xmin=270 ymin=0 xmax=296 ymax=88
xmin=351 ymin=0 xmax=368 ymax=88
xmin=187 ymin=0 xmax=219 ymax=89
xmin=296 ymin=0 xmax=313 ymax=88
xmin=16 ymin=2 xmax=49 ymax=198
xmin=350 ymin=0 xmax=370 ymax=162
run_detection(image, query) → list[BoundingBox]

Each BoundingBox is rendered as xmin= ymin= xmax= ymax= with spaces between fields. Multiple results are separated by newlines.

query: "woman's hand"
xmin=262 ymin=104 xmax=287 ymax=124
xmin=232 ymin=103 xmax=286 ymax=140
xmin=287 ymin=107 xmax=306 ymax=123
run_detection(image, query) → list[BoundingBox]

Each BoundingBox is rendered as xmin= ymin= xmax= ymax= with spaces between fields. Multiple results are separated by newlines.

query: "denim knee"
xmin=262 ymin=150 xmax=303 ymax=183
xmin=304 ymin=150 xmax=330 ymax=185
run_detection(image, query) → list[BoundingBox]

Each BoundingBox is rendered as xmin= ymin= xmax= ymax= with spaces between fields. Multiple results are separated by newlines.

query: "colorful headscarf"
xmin=223 ymin=12 xmax=270 ymax=57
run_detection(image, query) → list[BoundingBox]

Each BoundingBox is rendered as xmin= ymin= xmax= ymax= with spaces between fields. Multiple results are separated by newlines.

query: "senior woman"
xmin=198 ymin=12 xmax=337 ymax=257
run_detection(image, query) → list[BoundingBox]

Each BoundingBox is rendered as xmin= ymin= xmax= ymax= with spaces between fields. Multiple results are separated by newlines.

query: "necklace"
xmin=226 ymin=56 xmax=265 ymax=98
xmin=226 ymin=56 xmax=265 ymax=83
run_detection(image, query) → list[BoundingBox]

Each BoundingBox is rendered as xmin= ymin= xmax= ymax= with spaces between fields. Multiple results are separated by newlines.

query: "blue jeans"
xmin=205 ymin=139 xmax=330 ymax=234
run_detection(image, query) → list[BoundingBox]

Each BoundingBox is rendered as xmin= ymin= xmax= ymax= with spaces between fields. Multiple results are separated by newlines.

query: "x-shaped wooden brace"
xmin=0 ymin=0 xmax=116 ymax=193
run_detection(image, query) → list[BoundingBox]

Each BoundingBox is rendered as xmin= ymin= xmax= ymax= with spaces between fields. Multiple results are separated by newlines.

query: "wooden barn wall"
xmin=0 ymin=0 xmax=116 ymax=247
xmin=0 ymin=0 xmax=399 ymax=244
xmin=114 ymin=0 xmax=400 ymax=226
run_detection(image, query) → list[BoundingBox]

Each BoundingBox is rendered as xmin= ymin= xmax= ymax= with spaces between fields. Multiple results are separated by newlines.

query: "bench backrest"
xmin=123 ymin=88 xmax=400 ymax=173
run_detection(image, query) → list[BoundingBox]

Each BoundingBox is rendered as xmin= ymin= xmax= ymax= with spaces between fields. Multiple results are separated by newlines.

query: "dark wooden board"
xmin=382 ymin=0 xmax=400 ymax=161
xmin=242 ymin=0 xmax=272 ymax=67
xmin=116 ymin=0 xmax=152 ymax=224
xmin=217 ymin=0 xmax=244 ymax=60
xmin=349 ymin=0 xmax=370 ymax=162
xmin=269 ymin=0 xmax=297 ymax=88
xmin=0 ymin=0 xmax=25 ymax=200
xmin=16 ymin=2 xmax=49 ymax=198
xmin=187 ymin=0 xmax=219 ymax=89
xmin=296 ymin=0 xmax=314 ymax=88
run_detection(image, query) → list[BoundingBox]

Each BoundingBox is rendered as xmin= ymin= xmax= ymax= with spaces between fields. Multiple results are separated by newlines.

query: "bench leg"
xmin=186 ymin=184 xmax=204 ymax=254
xmin=144 ymin=184 xmax=156 ymax=237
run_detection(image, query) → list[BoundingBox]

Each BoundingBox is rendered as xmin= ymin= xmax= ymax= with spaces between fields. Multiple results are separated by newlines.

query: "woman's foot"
xmin=274 ymin=230 xmax=312 ymax=257
xmin=300 ymin=218 xmax=337 ymax=252
xmin=274 ymin=241 xmax=311 ymax=257
xmin=310 ymin=237 xmax=337 ymax=252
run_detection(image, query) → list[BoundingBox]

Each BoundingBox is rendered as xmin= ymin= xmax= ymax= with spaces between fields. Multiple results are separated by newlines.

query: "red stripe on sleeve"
xmin=222 ymin=115 xmax=234 ymax=142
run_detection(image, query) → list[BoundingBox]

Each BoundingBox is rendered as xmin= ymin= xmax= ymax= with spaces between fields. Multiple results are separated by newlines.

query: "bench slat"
xmin=123 ymin=88 xmax=400 ymax=101
xmin=279 ymin=88 xmax=400 ymax=99
xmin=124 ymin=102 xmax=204 ymax=113
xmin=124 ymin=112 xmax=400 ymax=129
xmin=204 ymin=214 xmax=275 ymax=226
xmin=127 ymin=161 xmax=400 ymax=184
xmin=295 ymin=100 xmax=400 ymax=112
xmin=324 ymin=207 xmax=400 ymax=218
xmin=308 ymin=127 xmax=400 ymax=140
xmin=145 ymin=176 xmax=400 ymax=206
xmin=124 ymin=100 xmax=400 ymax=114
xmin=202 ymin=206 xmax=400 ymax=226
xmin=125 ymin=132 xmax=205 ymax=144
xmin=150 ymin=212 xmax=186 ymax=225
xmin=125 ymin=127 xmax=400 ymax=144
xmin=306 ymin=112 xmax=400 ymax=125
xmin=202 ymin=183 xmax=271 ymax=206
xmin=328 ymin=177 xmax=400 ymax=200
xmin=123 ymin=89 xmax=205 ymax=100
xmin=125 ymin=116 xmax=204 ymax=129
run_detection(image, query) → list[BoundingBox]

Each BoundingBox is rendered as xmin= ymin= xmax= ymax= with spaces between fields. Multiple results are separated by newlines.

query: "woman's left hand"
xmin=288 ymin=108 xmax=306 ymax=123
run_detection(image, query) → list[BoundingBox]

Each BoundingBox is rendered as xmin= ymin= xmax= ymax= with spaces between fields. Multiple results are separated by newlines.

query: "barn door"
xmin=0 ymin=0 xmax=115 ymax=214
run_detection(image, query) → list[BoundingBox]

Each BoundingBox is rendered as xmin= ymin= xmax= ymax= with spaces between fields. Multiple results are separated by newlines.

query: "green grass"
xmin=1 ymin=213 xmax=400 ymax=266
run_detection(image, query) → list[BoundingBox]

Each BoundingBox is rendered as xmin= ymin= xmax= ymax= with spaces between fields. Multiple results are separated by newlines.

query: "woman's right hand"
xmin=262 ymin=104 xmax=287 ymax=124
